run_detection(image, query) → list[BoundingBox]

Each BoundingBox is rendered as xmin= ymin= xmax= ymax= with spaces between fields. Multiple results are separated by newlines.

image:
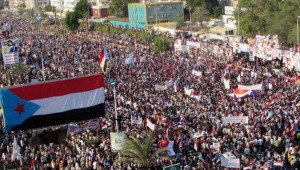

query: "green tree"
xmin=5 ymin=64 xmax=30 ymax=81
xmin=234 ymin=0 xmax=300 ymax=43
xmin=74 ymin=0 xmax=90 ymax=38
xmin=192 ymin=6 xmax=210 ymax=29
xmin=186 ymin=0 xmax=221 ymax=18
xmin=175 ymin=18 xmax=185 ymax=29
xmin=17 ymin=7 xmax=24 ymax=16
xmin=116 ymin=135 xmax=168 ymax=170
xmin=109 ymin=0 xmax=137 ymax=18
xmin=154 ymin=37 xmax=170 ymax=54
xmin=74 ymin=0 xmax=90 ymax=19
xmin=26 ymin=8 xmax=35 ymax=19
xmin=40 ymin=10 xmax=47 ymax=19
xmin=65 ymin=12 xmax=80 ymax=31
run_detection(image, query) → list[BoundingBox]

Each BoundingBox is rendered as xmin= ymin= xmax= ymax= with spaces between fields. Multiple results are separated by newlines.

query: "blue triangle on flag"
xmin=0 ymin=89 xmax=41 ymax=132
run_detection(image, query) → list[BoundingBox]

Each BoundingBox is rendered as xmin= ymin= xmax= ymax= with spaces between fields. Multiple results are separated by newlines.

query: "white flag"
xmin=155 ymin=84 xmax=167 ymax=91
xmin=237 ymin=74 xmax=241 ymax=82
xmin=12 ymin=137 xmax=20 ymax=161
xmin=184 ymin=87 xmax=193 ymax=96
xmin=147 ymin=119 xmax=156 ymax=131
xmin=165 ymin=79 xmax=174 ymax=87
xmin=125 ymin=53 xmax=136 ymax=65
xmin=174 ymin=77 xmax=180 ymax=92
xmin=192 ymin=69 xmax=202 ymax=77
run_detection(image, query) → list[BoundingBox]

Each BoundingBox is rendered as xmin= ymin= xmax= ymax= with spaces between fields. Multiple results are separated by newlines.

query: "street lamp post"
xmin=37 ymin=41 xmax=45 ymax=81
xmin=237 ymin=0 xmax=240 ymax=36
xmin=189 ymin=7 xmax=192 ymax=33
xmin=297 ymin=16 xmax=300 ymax=45
xmin=110 ymin=78 xmax=118 ymax=132
xmin=155 ymin=3 xmax=157 ymax=24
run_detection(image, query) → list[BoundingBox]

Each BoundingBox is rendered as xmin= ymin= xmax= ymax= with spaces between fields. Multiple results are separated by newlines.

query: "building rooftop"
xmin=129 ymin=1 xmax=183 ymax=5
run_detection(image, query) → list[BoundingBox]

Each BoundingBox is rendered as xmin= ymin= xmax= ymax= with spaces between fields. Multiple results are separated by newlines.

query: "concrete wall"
xmin=110 ymin=21 xmax=146 ymax=29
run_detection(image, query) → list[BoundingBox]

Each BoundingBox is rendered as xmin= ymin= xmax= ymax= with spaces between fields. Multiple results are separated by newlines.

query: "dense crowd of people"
xmin=0 ymin=15 xmax=300 ymax=170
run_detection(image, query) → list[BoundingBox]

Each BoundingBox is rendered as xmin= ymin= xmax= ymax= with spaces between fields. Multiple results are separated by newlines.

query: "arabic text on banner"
xmin=1 ymin=39 xmax=19 ymax=65
xmin=110 ymin=132 xmax=125 ymax=152
xmin=221 ymin=157 xmax=240 ymax=168
xmin=222 ymin=116 xmax=248 ymax=124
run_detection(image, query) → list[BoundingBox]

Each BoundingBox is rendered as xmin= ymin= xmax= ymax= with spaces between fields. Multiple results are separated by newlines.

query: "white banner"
xmin=125 ymin=57 xmax=136 ymax=65
xmin=221 ymin=157 xmax=240 ymax=168
xmin=295 ymin=53 xmax=300 ymax=71
xmin=131 ymin=115 xmax=143 ymax=125
xmin=224 ymin=78 xmax=230 ymax=89
xmin=222 ymin=116 xmax=248 ymax=124
xmin=2 ymin=39 xmax=19 ymax=66
xmin=67 ymin=124 xmax=82 ymax=135
xmin=110 ymin=132 xmax=125 ymax=152
xmin=239 ymin=43 xmax=250 ymax=53
xmin=192 ymin=69 xmax=202 ymax=77
xmin=186 ymin=41 xmax=201 ymax=48
xmin=67 ymin=120 xmax=99 ymax=135
xmin=238 ymin=84 xmax=262 ymax=91
xmin=155 ymin=84 xmax=167 ymax=91
xmin=81 ymin=119 xmax=99 ymax=130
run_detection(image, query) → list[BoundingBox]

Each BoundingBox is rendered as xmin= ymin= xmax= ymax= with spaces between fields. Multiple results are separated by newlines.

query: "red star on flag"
xmin=14 ymin=102 xmax=25 ymax=116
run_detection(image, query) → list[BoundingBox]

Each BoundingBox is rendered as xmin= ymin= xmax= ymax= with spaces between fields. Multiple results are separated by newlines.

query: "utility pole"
xmin=297 ymin=16 xmax=300 ymax=45
xmin=237 ymin=0 xmax=240 ymax=36
xmin=189 ymin=7 xmax=192 ymax=33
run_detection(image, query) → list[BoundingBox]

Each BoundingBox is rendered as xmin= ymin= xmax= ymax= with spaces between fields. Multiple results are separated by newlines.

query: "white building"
xmin=63 ymin=0 xmax=79 ymax=12
xmin=34 ymin=0 xmax=50 ymax=10
xmin=7 ymin=0 xmax=50 ymax=10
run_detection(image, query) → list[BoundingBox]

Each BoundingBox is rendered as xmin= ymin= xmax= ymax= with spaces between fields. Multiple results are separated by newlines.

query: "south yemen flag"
xmin=98 ymin=48 xmax=109 ymax=73
xmin=0 ymin=75 xmax=105 ymax=132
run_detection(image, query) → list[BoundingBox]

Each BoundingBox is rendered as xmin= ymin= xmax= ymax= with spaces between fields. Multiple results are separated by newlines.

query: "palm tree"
xmin=115 ymin=134 xmax=169 ymax=170
xmin=5 ymin=64 xmax=30 ymax=82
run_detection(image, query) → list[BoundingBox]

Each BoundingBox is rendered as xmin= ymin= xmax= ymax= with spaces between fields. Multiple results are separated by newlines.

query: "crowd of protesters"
xmin=0 ymin=15 xmax=300 ymax=170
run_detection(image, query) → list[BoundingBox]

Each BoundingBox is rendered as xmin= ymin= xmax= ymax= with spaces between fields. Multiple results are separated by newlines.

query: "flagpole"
xmin=113 ymin=84 xmax=118 ymax=132
xmin=38 ymin=41 xmax=45 ymax=81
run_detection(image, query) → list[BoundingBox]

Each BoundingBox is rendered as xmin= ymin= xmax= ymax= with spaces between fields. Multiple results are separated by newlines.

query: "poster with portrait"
xmin=1 ymin=39 xmax=19 ymax=66
xmin=110 ymin=132 xmax=125 ymax=152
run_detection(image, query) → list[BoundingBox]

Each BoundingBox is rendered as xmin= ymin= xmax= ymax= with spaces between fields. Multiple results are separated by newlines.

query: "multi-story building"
xmin=128 ymin=1 xmax=183 ymax=25
xmin=8 ymin=0 xmax=19 ymax=8
xmin=63 ymin=0 xmax=79 ymax=12
xmin=7 ymin=0 xmax=50 ymax=10
xmin=110 ymin=1 xmax=183 ymax=30
xmin=90 ymin=0 xmax=111 ymax=18
xmin=30 ymin=0 xmax=50 ymax=10
xmin=0 ymin=0 xmax=5 ymax=9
